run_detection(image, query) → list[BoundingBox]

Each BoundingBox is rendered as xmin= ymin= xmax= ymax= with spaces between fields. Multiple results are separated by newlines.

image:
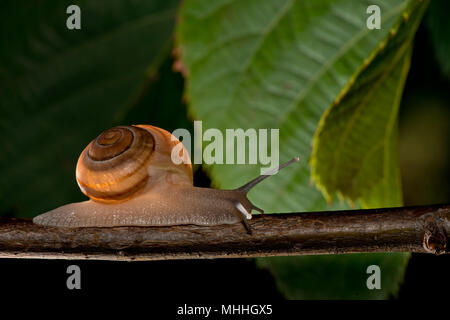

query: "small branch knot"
xmin=423 ymin=215 xmax=447 ymax=255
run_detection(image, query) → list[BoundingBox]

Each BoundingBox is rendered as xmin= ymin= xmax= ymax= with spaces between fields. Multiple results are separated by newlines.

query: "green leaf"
xmin=0 ymin=0 xmax=180 ymax=217
xmin=177 ymin=0 xmax=417 ymax=210
xmin=257 ymin=253 xmax=410 ymax=299
xmin=177 ymin=0 xmax=427 ymax=298
xmin=426 ymin=0 xmax=450 ymax=78
xmin=311 ymin=0 xmax=427 ymax=207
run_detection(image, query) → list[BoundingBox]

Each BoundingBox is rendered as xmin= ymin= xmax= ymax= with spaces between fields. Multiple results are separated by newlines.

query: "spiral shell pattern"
xmin=76 ymin=125 xmax=155 ymax=202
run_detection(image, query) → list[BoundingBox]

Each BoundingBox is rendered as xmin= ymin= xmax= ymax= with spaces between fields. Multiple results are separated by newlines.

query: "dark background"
xmin=0 ymin=6 xmax=449 ymax=301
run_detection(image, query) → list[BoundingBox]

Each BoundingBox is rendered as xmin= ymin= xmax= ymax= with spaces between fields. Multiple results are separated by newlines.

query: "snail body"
xmin=33 ymin=124 xmax=298 ymax=232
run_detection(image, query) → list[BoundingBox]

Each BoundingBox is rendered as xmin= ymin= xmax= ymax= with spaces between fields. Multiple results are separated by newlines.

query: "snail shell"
xmin=75 ymin=125 xmax=192 ymax=203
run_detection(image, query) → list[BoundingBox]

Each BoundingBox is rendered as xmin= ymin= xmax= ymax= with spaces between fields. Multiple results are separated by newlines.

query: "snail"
xmin=33 ymin=125 xmax=298 ymax=233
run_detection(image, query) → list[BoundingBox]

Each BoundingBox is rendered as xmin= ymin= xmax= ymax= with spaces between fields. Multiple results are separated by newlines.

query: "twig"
xmin=0 ymin=204 xmax=448 ymax=261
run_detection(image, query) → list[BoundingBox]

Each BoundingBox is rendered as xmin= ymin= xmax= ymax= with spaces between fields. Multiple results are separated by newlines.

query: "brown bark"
xmin=0 ymin=203 xmax=448 ymax=261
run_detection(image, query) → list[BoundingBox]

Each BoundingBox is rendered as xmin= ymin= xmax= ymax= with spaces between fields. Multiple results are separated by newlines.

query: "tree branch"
xmin=0 ymin=203 xmax=449 ymax=261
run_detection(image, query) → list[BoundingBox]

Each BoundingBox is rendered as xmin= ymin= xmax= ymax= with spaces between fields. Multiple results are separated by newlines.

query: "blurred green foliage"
xmin=426 ymin=0 xmax=450 ymax=79
xmin=0 ymin=0 xmax=447 ymax=300
xmin=0 ymin=0 xmax=185 ymax=217
xmin=258 ymin=253 xmax=410 ymax=299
